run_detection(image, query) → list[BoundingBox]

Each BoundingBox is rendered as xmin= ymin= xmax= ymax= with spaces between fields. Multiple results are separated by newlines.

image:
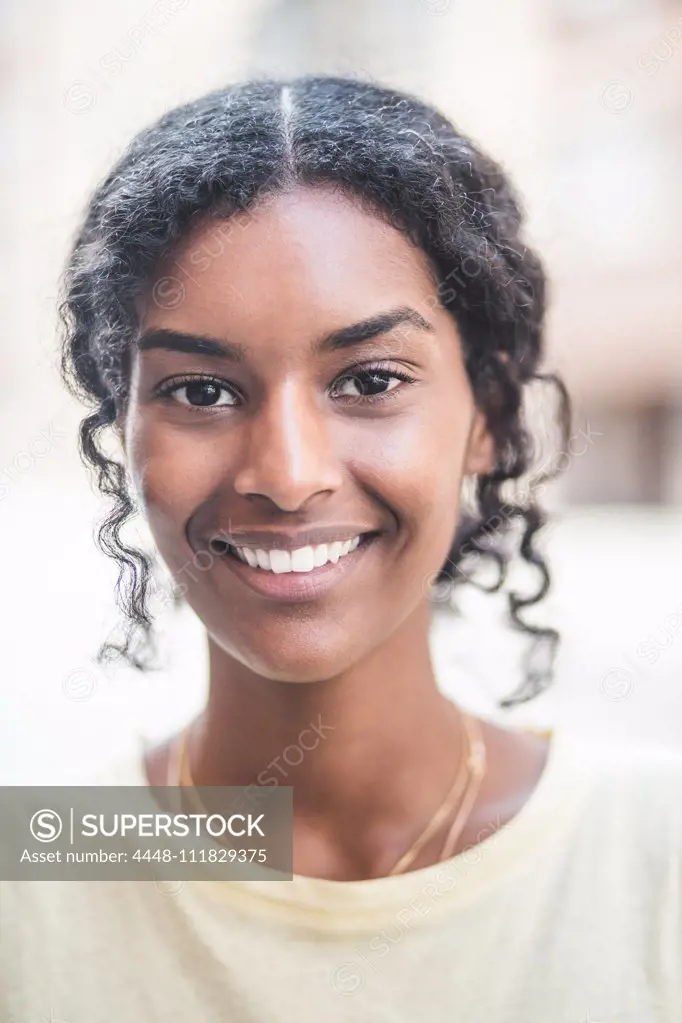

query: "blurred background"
xmin=1 ymin=0 xmax=680 ymax=781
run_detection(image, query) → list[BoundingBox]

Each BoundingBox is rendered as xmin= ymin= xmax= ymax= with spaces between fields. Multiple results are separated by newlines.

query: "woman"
xmin=2 ymin=75 xmax=681 ymax=1021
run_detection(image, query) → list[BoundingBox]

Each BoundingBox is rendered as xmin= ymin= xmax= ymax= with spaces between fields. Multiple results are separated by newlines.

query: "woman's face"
xmin=123 ymin=185 xmax=494 ymax=681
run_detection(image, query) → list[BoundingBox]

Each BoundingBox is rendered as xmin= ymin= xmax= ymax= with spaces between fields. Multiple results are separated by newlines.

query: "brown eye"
xmin=332 ymin=370 xmax=401 ymax=399
xmin=179 ymin=381 xmax=229 ymax=407
xmin=157 ymin=376 xmax=239 ymax=409
xmin=330 ymin=363 xmax=416 ymax=403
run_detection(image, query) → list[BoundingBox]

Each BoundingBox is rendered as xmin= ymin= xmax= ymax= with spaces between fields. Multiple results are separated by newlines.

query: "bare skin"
xmin=122 ymin=184 xmax=549 ymax=882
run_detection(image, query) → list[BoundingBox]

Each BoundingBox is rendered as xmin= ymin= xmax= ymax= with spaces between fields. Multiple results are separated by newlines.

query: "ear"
xmin=463 ymin=407 xmax=496 ymax=476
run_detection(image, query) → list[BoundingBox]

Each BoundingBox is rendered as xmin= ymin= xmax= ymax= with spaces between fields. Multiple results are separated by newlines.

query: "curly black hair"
xmin=58 ymin=75 xmax=571 ymax=707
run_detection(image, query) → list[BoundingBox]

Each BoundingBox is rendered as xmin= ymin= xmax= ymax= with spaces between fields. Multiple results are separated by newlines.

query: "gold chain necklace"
xmin=168 ymin=710 xmax=487 ymax=876
xmin=388 ymin=710 xmax=486 ymax=874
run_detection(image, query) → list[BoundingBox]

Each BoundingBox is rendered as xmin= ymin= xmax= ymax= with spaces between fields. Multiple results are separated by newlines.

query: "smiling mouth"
xmin=212 ymin=533 xmax=376 ymax=575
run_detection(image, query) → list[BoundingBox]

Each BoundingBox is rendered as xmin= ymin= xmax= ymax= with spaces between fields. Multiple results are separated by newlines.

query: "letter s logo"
xmin=29 ymin=809 xmax=63 ymax=843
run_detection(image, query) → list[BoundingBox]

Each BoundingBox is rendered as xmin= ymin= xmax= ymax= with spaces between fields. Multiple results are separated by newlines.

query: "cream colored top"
xmin=2 ymin=728 xmax=682 ymax=1022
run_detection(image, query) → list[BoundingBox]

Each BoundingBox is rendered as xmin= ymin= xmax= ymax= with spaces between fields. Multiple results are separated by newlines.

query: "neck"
xmin=188 ymin=602 xmax=469 ymax=878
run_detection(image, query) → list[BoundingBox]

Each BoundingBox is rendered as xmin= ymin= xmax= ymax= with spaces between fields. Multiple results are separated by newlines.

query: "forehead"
xmin=142 ymin=185 xmax=440 ymax=337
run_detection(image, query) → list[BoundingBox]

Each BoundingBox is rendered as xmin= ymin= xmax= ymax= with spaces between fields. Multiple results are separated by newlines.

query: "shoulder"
xmin=573 ymin=734 xmax=682 ymax=793
xmin=561 ymin=734 xmax=682 ymax=858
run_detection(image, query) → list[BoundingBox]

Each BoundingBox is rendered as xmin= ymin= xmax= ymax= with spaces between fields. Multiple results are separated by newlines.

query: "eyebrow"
xmin=135 ymin=306 xmax=435 ymax=362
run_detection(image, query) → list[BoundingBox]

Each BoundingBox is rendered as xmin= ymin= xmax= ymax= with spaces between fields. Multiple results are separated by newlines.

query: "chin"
xmin=208 ymin=620 xmax=370 ymax=685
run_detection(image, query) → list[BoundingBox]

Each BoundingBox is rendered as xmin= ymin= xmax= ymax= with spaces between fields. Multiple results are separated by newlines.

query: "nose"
xmin=233 ymin=380 xmax=344 ymax=511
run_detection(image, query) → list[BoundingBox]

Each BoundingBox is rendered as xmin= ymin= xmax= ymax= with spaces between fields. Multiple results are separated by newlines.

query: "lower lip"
xmin=216 ymin=536 xmax=378 ymax=602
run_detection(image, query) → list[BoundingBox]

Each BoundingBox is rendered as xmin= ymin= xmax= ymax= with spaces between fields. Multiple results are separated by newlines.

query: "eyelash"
xmin=154 ymin=361 xmax=418 ymax=412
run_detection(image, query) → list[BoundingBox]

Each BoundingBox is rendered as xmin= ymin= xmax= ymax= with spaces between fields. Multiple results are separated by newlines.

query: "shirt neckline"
xmin=118 ymin=721 xmax=594 ymax=931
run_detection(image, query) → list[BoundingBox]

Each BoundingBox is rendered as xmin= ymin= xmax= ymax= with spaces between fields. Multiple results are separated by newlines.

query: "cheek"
xmin=350 ymin=405 xmax=468 ymax=548
xmin=126 ymin=421 xmax=230 ymax=571
xmin=125 ymin=390 xmax=470 ymax=580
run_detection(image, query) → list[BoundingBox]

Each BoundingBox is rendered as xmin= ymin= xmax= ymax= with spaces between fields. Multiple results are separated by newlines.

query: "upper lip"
xmin=211 ymin=526 xmax=380 ymax=551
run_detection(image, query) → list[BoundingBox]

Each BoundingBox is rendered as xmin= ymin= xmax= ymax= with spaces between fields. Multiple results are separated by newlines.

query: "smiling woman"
xmin=121 ymin=184 xmax=501 ymax=681
xmin=2 ymin=75 xmax=682 ymax=1022
xmin=61 ymin=78 xmax=564 ymax=702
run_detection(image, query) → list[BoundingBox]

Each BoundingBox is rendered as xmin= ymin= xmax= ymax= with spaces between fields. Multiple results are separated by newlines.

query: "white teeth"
xmin=230 ymin=535 xmax=365 ymax=574
xmin=256 ymin=549 xmax=270 ymax=570
xmin=313 ymin=544 xmax=328 ymax=568
xmin=241 ymin=548 xmax=258 ymax=568
xmin=328 ymin=541 xmax=342 ymax=564
xmin=269 ymin=550 xmax=291 ymax=574
xmin=290 ymin=546 xmax=315 ymax=572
